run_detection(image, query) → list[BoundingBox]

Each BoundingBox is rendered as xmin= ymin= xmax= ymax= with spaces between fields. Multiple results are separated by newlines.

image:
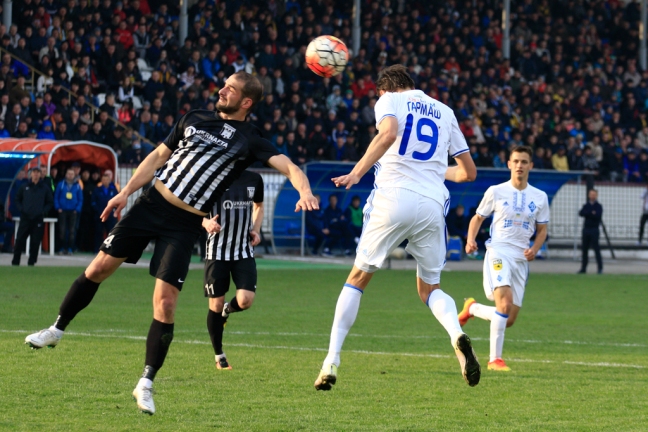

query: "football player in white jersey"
xmin=314 ymin=65 xmax=481 ymax=391
xmin=459 ymin=145 xmax=549 ymax=372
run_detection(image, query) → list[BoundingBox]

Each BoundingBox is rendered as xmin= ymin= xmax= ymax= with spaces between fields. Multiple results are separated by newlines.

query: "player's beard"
xmin=216 ymin=97 xmax=242 ymax=115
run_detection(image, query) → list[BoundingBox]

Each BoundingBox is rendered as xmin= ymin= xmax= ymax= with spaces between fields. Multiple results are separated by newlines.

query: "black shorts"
xmin=100 ymin=186 xmax=203 ymax=290
xmin=203 ymin=258 xmax=257 ymax=298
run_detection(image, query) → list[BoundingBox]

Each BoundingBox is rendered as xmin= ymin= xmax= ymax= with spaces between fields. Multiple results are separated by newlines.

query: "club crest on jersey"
xmin=492 ymin=258 xmax=503 ymax=271
xmin=528 ymin=202 xmax=536 ymax=212
xmin=184 ymin=126 xmax=196 ymax=137
xmin=247 ymin=187 xmax=255 ymax=198
xmin=220 ymin=124 xmax=236 ymax=139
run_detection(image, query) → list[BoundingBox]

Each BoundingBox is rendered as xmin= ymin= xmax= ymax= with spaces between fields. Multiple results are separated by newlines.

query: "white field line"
xmin=2 ymin=329 xmax=645 ymax=369
xmin=175 ymin=329 xmax=648 ymax=349
xmin=6 ymin=327 xmax=646 ymax=348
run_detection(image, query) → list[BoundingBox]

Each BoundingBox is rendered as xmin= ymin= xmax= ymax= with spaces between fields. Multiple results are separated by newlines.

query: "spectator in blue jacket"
xmin=37 ymin=120 xmax=56 ymax=139
xmin=91 ymin=169 xmax=119 ymax=252
xmin=202 ymin=50 xmax=220 ymax=83
xmin=54 ymin=167 xmax=83 ymax=254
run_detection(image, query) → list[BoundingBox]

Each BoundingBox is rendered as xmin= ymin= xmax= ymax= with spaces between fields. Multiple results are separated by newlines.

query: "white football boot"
xmin=132 ymin=384 xmax=155 ymax=415
xmin=25 ymin=327 xmax=62 ymax=349
xmin=314 ymin=363 xmax=338 ymax=390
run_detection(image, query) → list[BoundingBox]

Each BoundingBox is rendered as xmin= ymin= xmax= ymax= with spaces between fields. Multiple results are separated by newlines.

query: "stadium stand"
xmin=0 ymin=0 xmax=646 ymax=185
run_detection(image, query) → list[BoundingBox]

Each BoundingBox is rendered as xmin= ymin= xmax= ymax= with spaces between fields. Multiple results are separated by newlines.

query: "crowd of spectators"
xmin=0 ymin=0 xmax=647 ymax=183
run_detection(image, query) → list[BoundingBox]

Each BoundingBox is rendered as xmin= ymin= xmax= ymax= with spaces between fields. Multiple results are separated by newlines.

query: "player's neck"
xmin=510 ymin=177 xmax=528 ymax=190
xmin=218 ymin=111 xmax=246 ymax=121
xmin=395 ymin=87 xmax=413 ymax=93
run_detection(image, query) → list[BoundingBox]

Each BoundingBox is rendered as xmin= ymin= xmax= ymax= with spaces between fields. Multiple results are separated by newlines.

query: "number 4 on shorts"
xmin=103 ymin=234 xmax=115 ymax=248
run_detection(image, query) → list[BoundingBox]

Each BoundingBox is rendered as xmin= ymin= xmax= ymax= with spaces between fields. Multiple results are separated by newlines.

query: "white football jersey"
xmin=373 ymin=90 xmax=468 ymax=207
xmin=477 ymin=181 xmax=550 ymax=260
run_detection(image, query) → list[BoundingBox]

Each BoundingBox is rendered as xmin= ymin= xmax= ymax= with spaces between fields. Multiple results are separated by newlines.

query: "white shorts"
xmin=354 ymin=187 xmax=448 ymax=285
xmin=482 ymin=248 xmax=529 ymax=307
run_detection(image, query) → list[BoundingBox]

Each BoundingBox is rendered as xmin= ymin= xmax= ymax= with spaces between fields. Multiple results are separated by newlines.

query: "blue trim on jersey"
xmin=495 ymin=311 xmax=509 ymax=318
xmin=537 ymin=221 xmax=549 ymax=224
xmin=476 ymin=211 xmax=491 ymax=218
xmin=451 ymin=148 xmax=470 ymax=158
xmin=376 ymin=113 xmax=396 ymax=127
xmin=444 ymin=198 xmax=451 ymax=217
xmin=343 ymin=283 xmax=364 ymax=294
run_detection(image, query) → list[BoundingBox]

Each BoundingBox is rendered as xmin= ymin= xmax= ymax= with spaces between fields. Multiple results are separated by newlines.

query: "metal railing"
xmin=0 ymin=46 xmax=157 ymax=147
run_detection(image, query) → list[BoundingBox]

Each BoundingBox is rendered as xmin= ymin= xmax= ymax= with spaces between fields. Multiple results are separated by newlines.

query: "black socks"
xmin=207 ymin=309 xmax=225 ymax=355
xmin=144 ymin=319 xmax=174 ymax=379
xmin=55 ymin=273 xmax=101 ymax=330
xmin=228 ymin=297 xmax=243 ymax=313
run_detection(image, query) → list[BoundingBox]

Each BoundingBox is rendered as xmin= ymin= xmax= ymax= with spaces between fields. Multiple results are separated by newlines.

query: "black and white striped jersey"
xmin=155 ymin=110 xmax=278 ymax=213
xmin=206 ymin=170 xmax=264 ymax=261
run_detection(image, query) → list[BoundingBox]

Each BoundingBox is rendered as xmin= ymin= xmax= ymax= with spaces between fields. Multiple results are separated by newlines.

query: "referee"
xmin=24 ymin=71 xmax=319 ymax=416
xmin=578 ymin=189 xmax=603 ymax=274
xmin=202 ymin=170 xmax=263 ymax=370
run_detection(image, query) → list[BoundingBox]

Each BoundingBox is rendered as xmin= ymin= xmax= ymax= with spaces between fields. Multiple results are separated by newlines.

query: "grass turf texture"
xmin=1 ymin=264 xmax=646 ymax=431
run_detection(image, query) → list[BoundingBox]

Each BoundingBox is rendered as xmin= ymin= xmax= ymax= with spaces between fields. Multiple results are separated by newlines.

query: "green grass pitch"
xmin=0 ymin=262 xmax=647 ymax=431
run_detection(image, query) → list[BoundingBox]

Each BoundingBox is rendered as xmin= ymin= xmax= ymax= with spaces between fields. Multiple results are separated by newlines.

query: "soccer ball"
xmin=389 ymin=247 xmax=407 ymax=260
xmin=305 ymin=35 xmax=349 ymax=78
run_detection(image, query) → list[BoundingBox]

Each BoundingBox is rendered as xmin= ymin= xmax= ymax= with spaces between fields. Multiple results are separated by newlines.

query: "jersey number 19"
xmin=398 ymin=113 xmax=439 ymax=161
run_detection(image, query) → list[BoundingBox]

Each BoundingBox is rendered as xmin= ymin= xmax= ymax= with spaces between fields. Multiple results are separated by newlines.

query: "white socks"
xmin=468 ymin=302 xmax=508 ymax=361
xmin=323 ymin=284 xmax=363 ymax=367
xmin=427 ymin=289 xmax=463 ymax=344
xmin=137 ymin=378 xmax=153 ymax=389
xmin=469 ymin=303 xmax=496 ymax=321
xmin=490 ymin=312 xmax=508 ymax=362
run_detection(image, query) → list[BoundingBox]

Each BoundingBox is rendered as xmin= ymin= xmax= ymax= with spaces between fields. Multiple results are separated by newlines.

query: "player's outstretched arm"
xmin=524 ymin=223 xmax=548 ymax=261
xmin=465 ymin=214 xmax=486 ymax=254
xmin=332 ymin=116 xmax=398 ymax=189
xmin=445 ymin=152 xmax=477 ymax=183
xmin=267 ymin=154 xmax=319 ymax=212
xmin=100 ymin=144 xmax=173 ymax=221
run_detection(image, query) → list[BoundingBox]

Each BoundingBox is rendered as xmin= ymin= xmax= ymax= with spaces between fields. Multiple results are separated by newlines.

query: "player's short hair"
xmin=232 ymin=71 xmax=263 ymax=111
xmin=510 ymin=145 xmax=533 ymax=160
xmin=376 ymin=64 xmax=415 ymax=93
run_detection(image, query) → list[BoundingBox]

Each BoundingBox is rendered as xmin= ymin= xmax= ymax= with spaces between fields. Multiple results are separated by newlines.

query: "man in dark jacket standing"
xmin=578 ymin=189 xmax=603 ymax=274
xmin=12 ymin=167 xmax=54 ymax=266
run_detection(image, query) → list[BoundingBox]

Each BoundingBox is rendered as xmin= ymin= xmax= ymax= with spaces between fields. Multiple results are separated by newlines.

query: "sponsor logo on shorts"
xmin=492 ymin=258 xmax=503 ymax=271
xmin=178 ymin=278 xmax=185 ymax=283
xmin=497 ymin=275 xmax=502 ymax=282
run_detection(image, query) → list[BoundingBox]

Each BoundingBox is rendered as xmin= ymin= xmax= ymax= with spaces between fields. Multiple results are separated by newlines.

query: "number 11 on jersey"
xmin=398 ymin=113 xmax=439 ymax=161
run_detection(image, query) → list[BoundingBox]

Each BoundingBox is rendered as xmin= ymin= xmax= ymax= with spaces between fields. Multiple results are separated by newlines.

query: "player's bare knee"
xmin=209 ymin=297 xmax=225 ymax=313
xmin=236 ymin=291 xmax=255 ymax=309
xmin=86 ymin=253 xmax=122 ymax=282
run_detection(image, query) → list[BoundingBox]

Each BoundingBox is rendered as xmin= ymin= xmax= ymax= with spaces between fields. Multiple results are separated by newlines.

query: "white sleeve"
xmin=448 ymin=114 xmax=469 ymax=158
xmin=476 ymin=187 xmax=495 ymax=218
xmin=374 ymin=92 xmax=396 ymax=129
xmin=536 ymin=193 xmax=550 ymax=224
